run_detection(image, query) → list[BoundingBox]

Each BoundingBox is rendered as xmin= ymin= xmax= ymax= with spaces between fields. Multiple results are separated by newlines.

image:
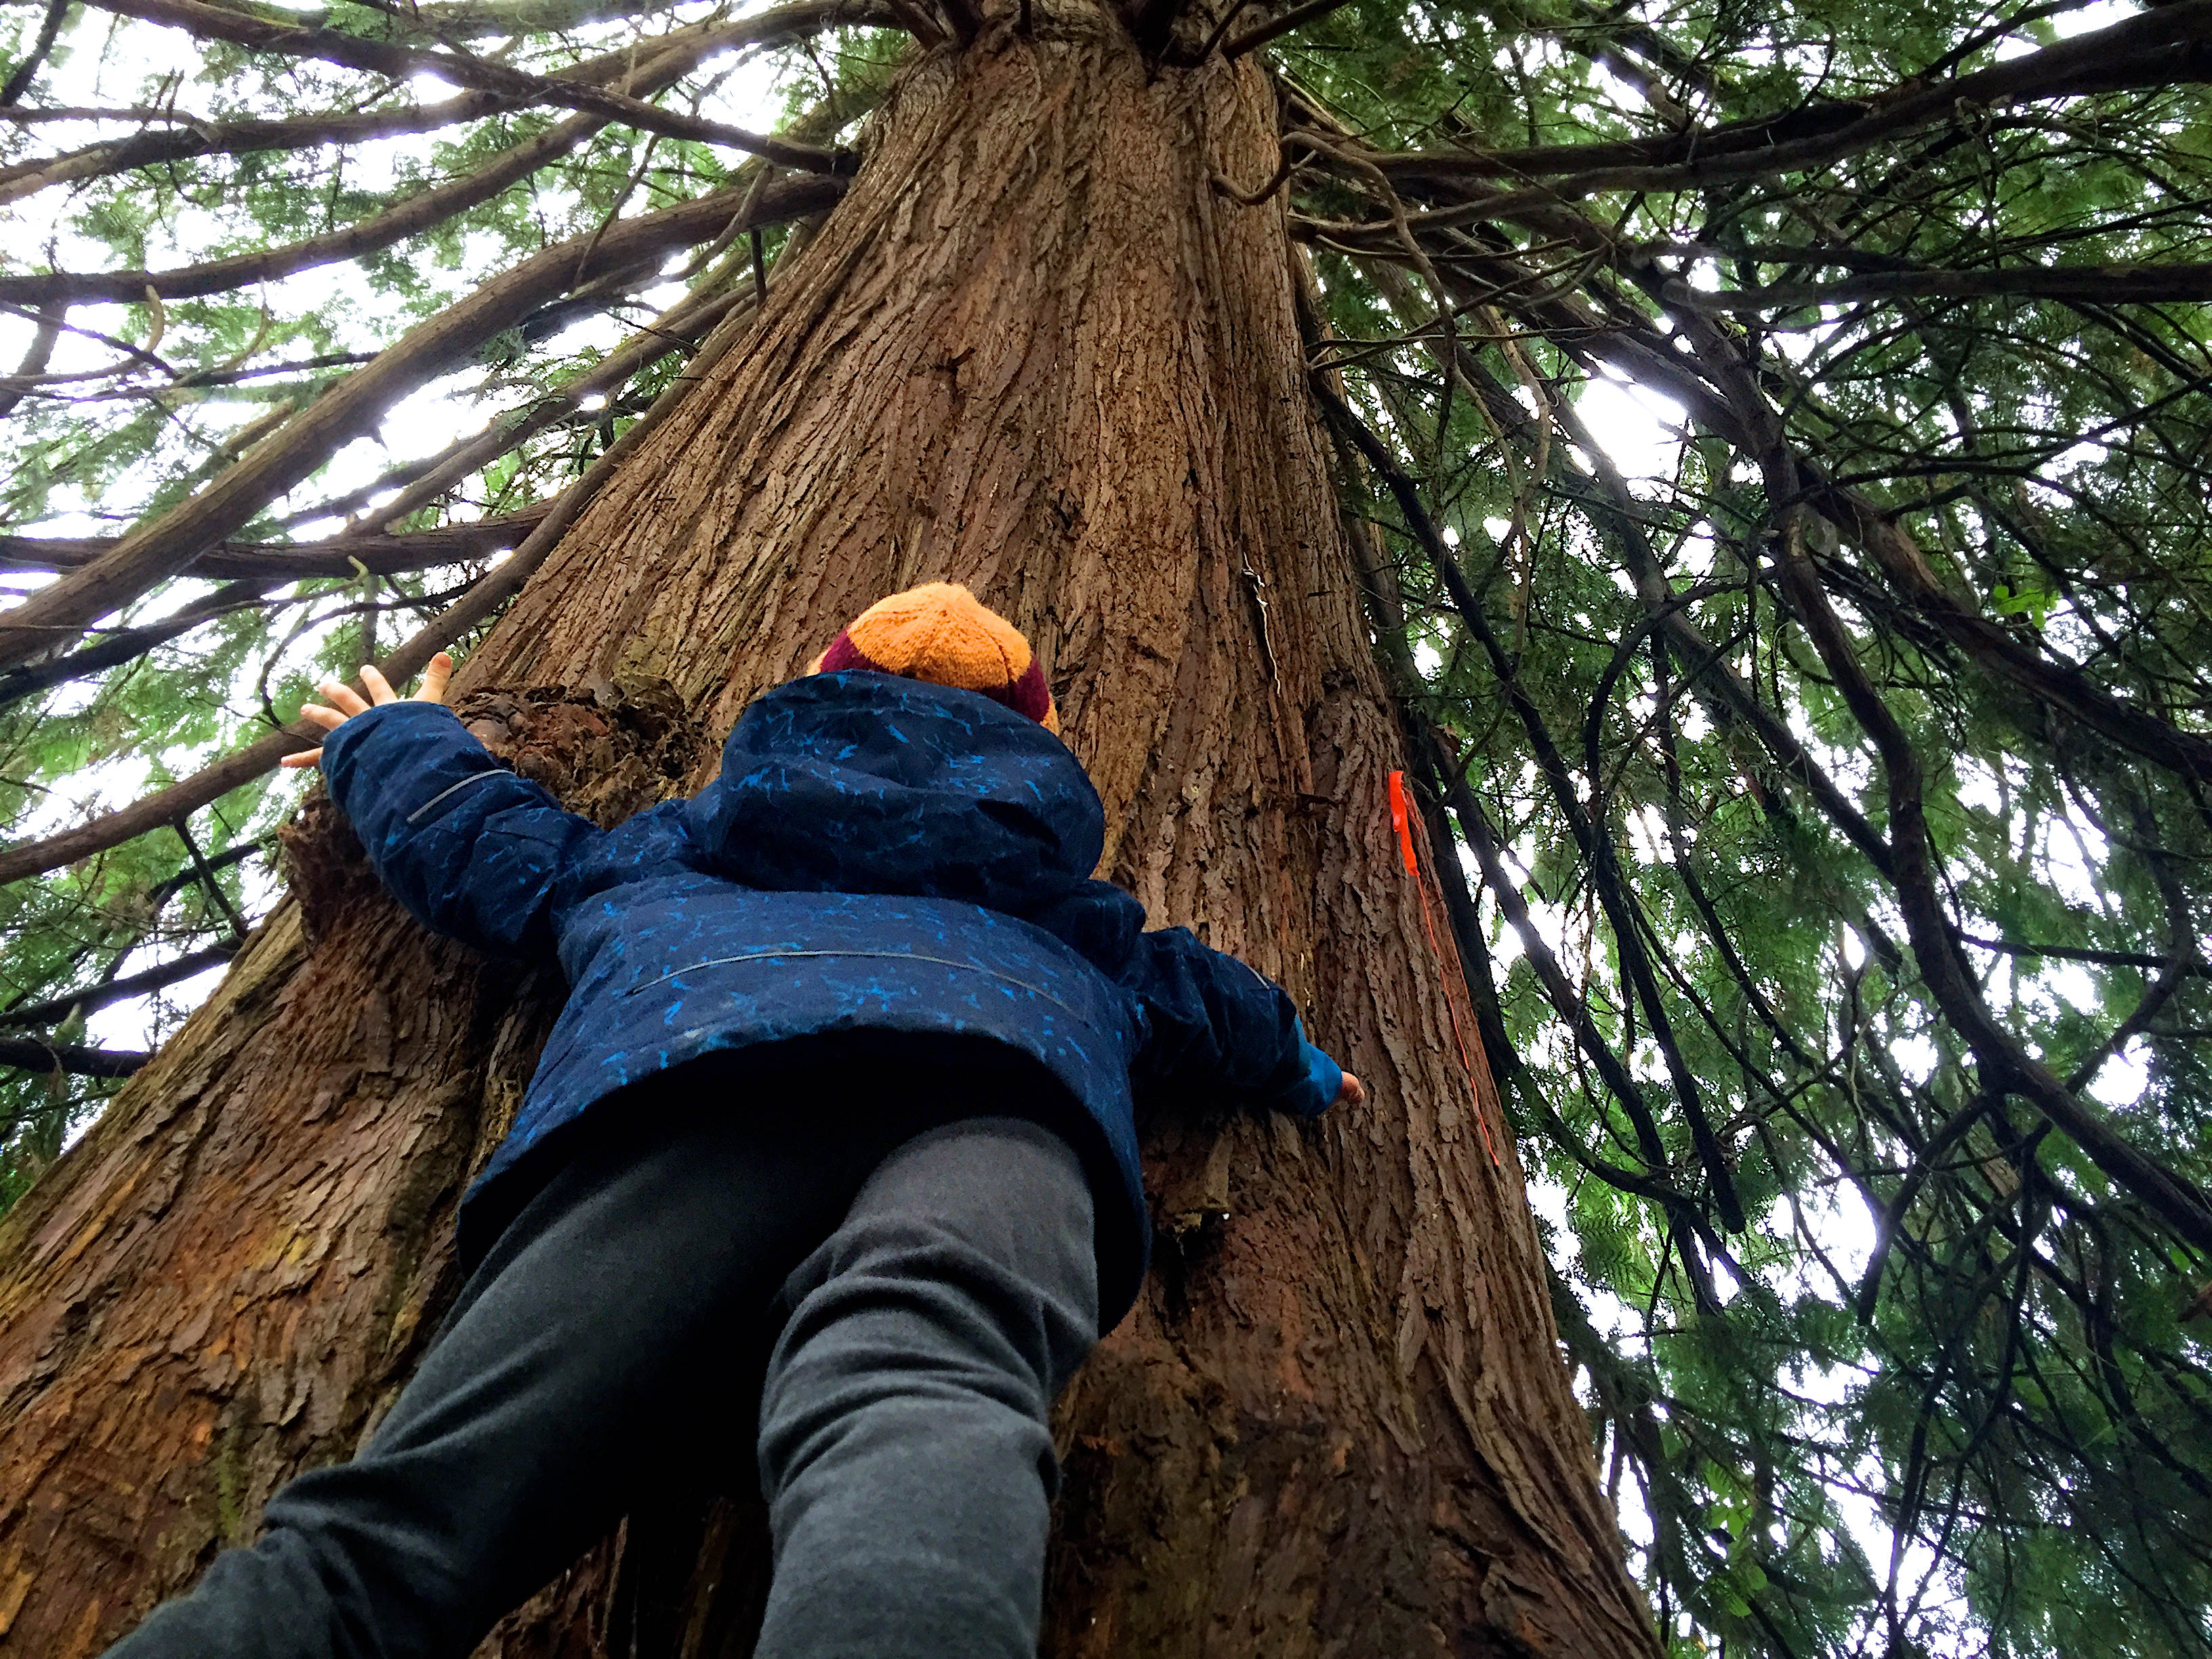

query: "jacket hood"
xmin=686 ymin=672 xmax=1103 ymax=913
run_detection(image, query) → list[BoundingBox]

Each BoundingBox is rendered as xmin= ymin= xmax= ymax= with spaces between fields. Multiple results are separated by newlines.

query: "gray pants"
xmin=104 ymin=1097 xmax=1100 ymax=1659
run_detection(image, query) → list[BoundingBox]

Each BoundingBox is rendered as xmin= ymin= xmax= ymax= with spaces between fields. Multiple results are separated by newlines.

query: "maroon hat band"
xmin=818 ymin=630 xmax=1054 ymax=726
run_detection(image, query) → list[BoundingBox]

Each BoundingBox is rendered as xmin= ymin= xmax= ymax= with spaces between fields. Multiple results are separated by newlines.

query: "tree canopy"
xmin=3 ymin=0 xmax=2209 ymax=1653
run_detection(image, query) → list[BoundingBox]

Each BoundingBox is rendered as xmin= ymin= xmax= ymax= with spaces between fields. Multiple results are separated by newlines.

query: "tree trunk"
xmin=0 ymin=7 xmax=1657 ymax=1656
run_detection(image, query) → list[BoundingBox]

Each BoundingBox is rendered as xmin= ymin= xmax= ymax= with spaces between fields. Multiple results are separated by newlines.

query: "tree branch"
xmin=1224 ymin=0 xmax=1353 ymax=58
xmin=0 ymin=7 xmax=827 ymax=207
xmin=0 ymin=943 xmax=241 ymax=1030
xmin=1959 ymin=935 xmax=2212 ymax=979
xmin=1769 ymin=501 xmax=2212 ymax=1258
xmin=1671 ymin=262 xmax=2212 ymax=312
xmin=1315 ymin=371 xmax=1748 ymax=1233
xmin=0 ymin=579 xmax=287 ymax=710
xmin=937 ymin=0 xmax=981 ymax=43
xmin=1374 ymin=1 xmax=2212 ymax=192
xmin=0 ymin=507 xmax=552 ymax=580
xmin=0 ymin=171 xmax=842 ymax=675
xmin=0 ymin=0 xmax=70 ymax=108
xmin=0 ymin=300 xmax=61 ymax=422
xmin=0 ymin=239 xmax=779 ymax=886
xmin=0 ymin=30 xmax=732 ymax=306
xmin=0 ymin=1037 xmax=150 ymax=1078
xmin=79 ymin=0 xmax=861 ymax=172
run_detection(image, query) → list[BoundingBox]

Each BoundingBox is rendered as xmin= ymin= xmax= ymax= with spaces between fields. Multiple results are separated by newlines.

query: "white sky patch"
xmin=1575 ymin=374 xmax=1687 ymax=487
xmin=1999 ymin=0 xmax=2140 ymax=58
xmin=2085 ymin=1037 xmax=2152 ymax=1107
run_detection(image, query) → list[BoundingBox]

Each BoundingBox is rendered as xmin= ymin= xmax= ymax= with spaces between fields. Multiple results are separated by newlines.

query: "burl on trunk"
xmin=0 ymin=7 xmax=1656 ymax=1656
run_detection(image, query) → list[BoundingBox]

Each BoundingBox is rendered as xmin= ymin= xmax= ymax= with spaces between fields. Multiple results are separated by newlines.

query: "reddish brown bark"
xmin=0 ymin=8 xmax=1656 ymax=1656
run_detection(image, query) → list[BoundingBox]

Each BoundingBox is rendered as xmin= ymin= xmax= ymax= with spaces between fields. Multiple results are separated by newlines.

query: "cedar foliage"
xmin=2 ymin=0 xmax=2209 ymax=1653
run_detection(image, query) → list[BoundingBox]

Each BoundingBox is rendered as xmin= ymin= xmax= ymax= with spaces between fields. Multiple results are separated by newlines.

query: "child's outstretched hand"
xmin=1336 ymin=1071 xmax=1366 ymax=1108
xmin=282 ymin=652 xmax=454 ymax=770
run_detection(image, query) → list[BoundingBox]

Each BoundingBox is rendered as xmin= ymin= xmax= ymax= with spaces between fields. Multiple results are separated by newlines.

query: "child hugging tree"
xmin=104 ymin=581 xmax=1362 ymax=1659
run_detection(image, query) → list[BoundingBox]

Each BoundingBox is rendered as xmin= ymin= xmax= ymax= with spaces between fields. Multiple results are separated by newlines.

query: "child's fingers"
xmin=297 ymin=703 xmax=346 ymax=731
xmin=417 ymin=651 xmax=453 ymax=705
xmin=279 ymin=747 xmax=323 ymax=769
xmin=1338 ymin=1072 xmax=1366 ymax=1107
xmin=360 ymin=665 xmax=396 ymax=705
xmin=317 ymin=679 xmax=371 ymax=717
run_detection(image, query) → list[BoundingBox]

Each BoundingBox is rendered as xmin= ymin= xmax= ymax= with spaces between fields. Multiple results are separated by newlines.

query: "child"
xmin=106 ymin=583 xmax=1360 ymax=1659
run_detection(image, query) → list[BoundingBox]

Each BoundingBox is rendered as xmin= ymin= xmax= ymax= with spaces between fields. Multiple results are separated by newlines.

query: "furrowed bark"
xmin=0 ymin=7 xmax=1655 ymax=1656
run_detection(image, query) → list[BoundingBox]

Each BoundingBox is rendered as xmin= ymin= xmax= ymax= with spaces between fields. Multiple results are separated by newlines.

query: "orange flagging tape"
xmin=1388 ymin=769 xmax=1418 ymax=874
xmin=1387 ymin=769 xmax=1502 ymax=1169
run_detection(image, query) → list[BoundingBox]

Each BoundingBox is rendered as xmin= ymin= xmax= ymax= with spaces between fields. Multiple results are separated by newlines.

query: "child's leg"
xmin=754 ymin=1115 xmax=1099 ymax=1659
xmin=102 ymin=1107 xmax=881 ymax=1659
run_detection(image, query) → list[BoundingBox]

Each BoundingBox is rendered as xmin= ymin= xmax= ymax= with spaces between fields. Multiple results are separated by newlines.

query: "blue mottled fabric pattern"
xmin=321 ymin=670 xmax=1341 ymax=1322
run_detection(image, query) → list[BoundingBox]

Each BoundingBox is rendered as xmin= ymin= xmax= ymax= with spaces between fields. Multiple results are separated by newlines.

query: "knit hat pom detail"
xmin=816 ymin=582 xmax=1059 ymax=733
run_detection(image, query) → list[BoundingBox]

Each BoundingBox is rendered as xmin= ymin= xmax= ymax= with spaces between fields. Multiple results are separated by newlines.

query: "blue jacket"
xmin=321 ymin=671 xmax=1343 ymax=1323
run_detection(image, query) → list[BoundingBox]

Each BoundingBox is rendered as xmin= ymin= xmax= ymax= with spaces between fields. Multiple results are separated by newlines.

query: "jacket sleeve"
xmin=319 ymin=701 xmax=602 ymax=959
xmin=1128 ymin=925 xmax=1345 ymax=1118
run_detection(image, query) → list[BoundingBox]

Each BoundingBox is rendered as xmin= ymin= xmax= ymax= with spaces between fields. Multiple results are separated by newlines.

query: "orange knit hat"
xmin=812 ymin=582 xmax=1059 ymax=733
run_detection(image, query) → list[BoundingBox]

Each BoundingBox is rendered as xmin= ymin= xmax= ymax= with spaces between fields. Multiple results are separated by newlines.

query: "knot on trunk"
xmin=455 ymin=674 xmax=703 ymax=827
xmin=280 ymin=676 xmax=705 ymax=939
xmin=276 ymin=795 xmax=377 ymax=943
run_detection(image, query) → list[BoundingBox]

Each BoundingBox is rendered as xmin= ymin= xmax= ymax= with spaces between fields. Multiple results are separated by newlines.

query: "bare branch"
xmin=0 ymin=171 xmax=843 ymax=674
xmin=1374 ymin=1 xmax=2212 ymax=191
xmin=0 ymin=0 xmax=70 ymax=108
xmin=0 ymin=29 xmax=735 ymax=304
xmin=79 ymin=0 xmax=863 ymax=173
xmin=1671 ymin=262 xmax=2212 ymax=312
xmin=0 ymin=508 xmax=552 ymax=580
xmin=0 ymin=352 xmax=381 ymax=399
xmin=1224 ymin=0 xmax=1353 ymax=58
xmin=0 ymin=941 xmax=241 ymax=1029
xmin=0 ymin=237 xmax=785 ymax=886
xmin=0 ymin=1037 xmax=149 ymax=1078
xmin=0 ymin=302 xmax=60 ymax=422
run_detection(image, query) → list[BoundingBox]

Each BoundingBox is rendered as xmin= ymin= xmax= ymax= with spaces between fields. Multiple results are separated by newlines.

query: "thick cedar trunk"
xmin=0 ymin=8 xmax=1657 ymax=1656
